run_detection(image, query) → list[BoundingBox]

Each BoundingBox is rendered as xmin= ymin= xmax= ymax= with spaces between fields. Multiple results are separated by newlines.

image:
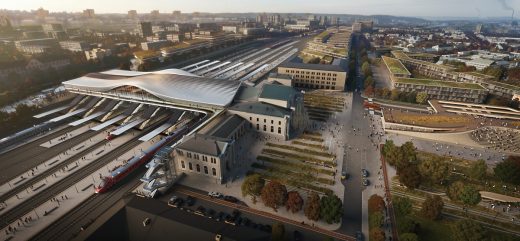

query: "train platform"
xmin=40 ymin=123 xmax=93 ymax=148
xmin=33 ymin=106 xmax=69 ymax=119
xmin=0 ymin=131 xmax=136 ymax=217
xmin=90 ymin=115 xmax=126 ymax=131
xmin=0 ymin=135 xmax=161 ymax=241
xmin=48 ymin=108 xmax=87 ymax=123
xmin=110 ymin=118 xmax=145 ymax=136
xmin=68 ymin=112 xmax=106 ymax=127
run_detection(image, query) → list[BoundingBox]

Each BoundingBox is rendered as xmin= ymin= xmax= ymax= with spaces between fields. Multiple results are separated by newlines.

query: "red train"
xmin=95 ymin=126 xmax=188 ymax=193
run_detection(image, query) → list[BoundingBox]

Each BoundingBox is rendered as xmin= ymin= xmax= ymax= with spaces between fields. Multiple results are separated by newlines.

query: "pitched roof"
xmin=259 ymin=83 xmax=299 ymax=102
xmin=228 ymin=101 xmax=291 ymax=118
xmin=176 ymin=133 xmax=231 ymax=156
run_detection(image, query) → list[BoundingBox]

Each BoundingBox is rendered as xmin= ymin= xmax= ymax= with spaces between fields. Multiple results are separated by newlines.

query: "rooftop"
xmin=62 ymin=69 xmax=241 ymax=108
xmin=396 ymin=78 xmax=486 ymax=90
xmin=382 ymin=56 xmax=411 ymax=75
xmin=208 ymin=114 xmax=245 ymax=139
xmin=259 ymin=83 xmax=300 ymax=103
xmin=229 ymin=101 xmax=291 ymax=118
xmin=278 ymin=58 xmax=347 ymax=72
xmin=176 ymin=133 xmax=230 ymax=156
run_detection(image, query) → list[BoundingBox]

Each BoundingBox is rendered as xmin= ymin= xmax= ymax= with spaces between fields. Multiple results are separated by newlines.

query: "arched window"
xmin=196 ymin=164 xmax=200 ymax=172
xmin=212 ymin=168 xmax=217 ymax=176
xmin=278 ymin=127 xmax=282 ymax=134
xmin=204 ymin=166 xmax=208 ymax=174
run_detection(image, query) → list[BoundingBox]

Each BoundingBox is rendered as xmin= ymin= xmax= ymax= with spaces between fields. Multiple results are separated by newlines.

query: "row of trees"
xmin=365 ymin=87 xmax=429 ymax=105
xmin=368 ymin=194 xmax=388 ymax=241
xmin=382 ymin=140 xmax=484 ymax=206
xmin=241 ymin=174 xmax=343 ymax=224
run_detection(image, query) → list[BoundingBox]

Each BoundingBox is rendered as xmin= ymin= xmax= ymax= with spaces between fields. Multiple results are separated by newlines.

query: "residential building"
xmin=222 ymin=26 xmax=238 ymax=33
xmin=59 ymin=41 xmax=91 ymax=52
xmin=394 ymin=78 xmax=488 ymax=103
xmin=14 ymin=38 xmax=59 ymax=54
xmin=83 ymin=9 xmax=95 ymax=18
xmin=277 ymin=60 xmax=348 ymax=90
xmin=85 ymin=48 xmax=112 ymax=61
xmin=465 ymin=58 xmax=495 ymax=70
xmin=128 ymin=10 xmax=137 ymax=19
xmin=141 ymin=40 xmax=171 ymax=51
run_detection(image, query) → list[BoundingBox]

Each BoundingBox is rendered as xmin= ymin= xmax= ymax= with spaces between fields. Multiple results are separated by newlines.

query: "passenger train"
xmin=95 ymin=124 xmax=192 ymax=194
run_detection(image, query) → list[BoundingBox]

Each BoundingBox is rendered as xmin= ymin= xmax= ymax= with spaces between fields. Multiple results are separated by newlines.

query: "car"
xmin=169 ymin=197 xmax=184 ymax=208
xmin=341 ymin=170 xmax=349 ymax=180
xmin=241 ymin=217 xmax=251 ymax=226
xmin=362 ymin=169 xmax=369 ymax=177
xmin=186 ymin=196 xmax=195 ymax=206
xmin=208 ymin=191 xmax=223 ymax=198
xmin=195 ymin=205 xmax=206 ymax=216
xmin=294 ymin=230 xmax=303 ymax=241
xmin=223 ymin=195 xmax=239 ymax=203
xmin=231 ymin=209 xmax=241 ymax=218
xmin=355 ymin=231 xmax=364 ymax=241
xmin=216 ymin=212 xmax=225 ymax=221
xmin=207 ymin=209 xmax=216 ymax=218
xmin=168 ymin=195 xmax=179 ymax=206
xmin=224 ymin=214 xmax=236 ymax=225
xmin=362 ymin=179 xmax=370 ymax=186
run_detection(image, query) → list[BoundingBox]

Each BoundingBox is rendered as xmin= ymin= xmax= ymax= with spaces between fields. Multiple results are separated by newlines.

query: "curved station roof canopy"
xmin=62 ymin=69 xmax=242 ymax=109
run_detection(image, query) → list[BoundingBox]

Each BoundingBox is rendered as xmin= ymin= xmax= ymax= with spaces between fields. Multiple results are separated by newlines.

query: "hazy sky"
xmin=1 ymin=0 xmax=519 ymax=18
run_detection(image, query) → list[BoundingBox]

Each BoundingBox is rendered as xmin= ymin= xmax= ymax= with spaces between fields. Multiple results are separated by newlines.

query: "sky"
xmin=0 ymin=0 xmax=519 ymax=18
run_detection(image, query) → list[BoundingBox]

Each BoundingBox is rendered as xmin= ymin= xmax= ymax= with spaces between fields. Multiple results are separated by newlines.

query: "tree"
xmin=304 ymin=192 xmax=321 ymax=221
xmin=364 ymin=85 xmax=375 ymax=97
xmin=362 ymin=61 xmax=370 ymax=75
xmin=369 ymin=212 xmax=384 ymax=228
xmin=286 ymin=191 xmax=304 ymax=213
xmin=368 ymin=194 xmax=386 ymax=214
xmin=260 ymin=181 xmax=288 ymax=211
xmin=320 ymin=194 xmax=343 ymax=224
xmin=421 ymin=195 xmax=444 ymax=220
xmin=398 ymin=164 xmax=422 ymax=190
xmin=241 ymin=174 xmax=265 ymax=203
xmin=390 ymin=89 xmax=401 ymax=101
xmin=459 ymin=186 xmax=481 ymax=206
xmin=416 ymin=91 xmax=428 ymax=104
xmin=396 ymin=142 xmax=418 ymax=172
xmin=364 ymin=76 xmax=374 ymax=88
xmin=447 ymin=181 xmax=465 ymax=201
xmin=393 ymin=196 xmax=412 ymax=217
xmin=451 ymin=219 xmax=486 ymax=241
xmin=494 ymin=156 xmax=520 ymax=185
xmin=271 ymin=222 xmax=285 ymax=241
xmin=369 ymin=228 xmax=385 ymax=241
xmin=418 ymin=157 xmax=449 ymax=184
xmin=468 ymin=159 xmax=488 ymax=180
xmin=400 ymin=233 xmax=419 ymax=241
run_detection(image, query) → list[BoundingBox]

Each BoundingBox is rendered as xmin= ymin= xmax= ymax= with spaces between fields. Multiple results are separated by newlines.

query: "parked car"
xmin=169 ymin=197 xmax=184 ymax=208
xmin=216 ymin=212 xmax=225 ymax=221
xmin=186 ymin=196 xmax=195 ymax=206
xmin=195 ymin=205 xmax=206 ymax=216
xmin=208 ymin=191 xmax=223 ymax=198
xmin=362 ymin=179 xmax=370 ymax=186
xmin=341 ymin=170 xmax=349 ymax=180
xmin=362 ymin=169 xmax=369 ymax=177
xmin=223 ymin=195 xmax=239 ymax=203
xmin=207 ymin=209 xmax=216 ymax=218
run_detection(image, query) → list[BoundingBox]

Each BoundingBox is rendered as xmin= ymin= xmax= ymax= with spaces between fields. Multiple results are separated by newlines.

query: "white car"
xmin=208 ymin=191 xmax=223 ymax=198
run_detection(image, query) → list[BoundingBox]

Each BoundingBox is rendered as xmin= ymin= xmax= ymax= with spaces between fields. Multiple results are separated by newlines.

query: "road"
xmin=168 ymin=185 xmax=355 ymax=241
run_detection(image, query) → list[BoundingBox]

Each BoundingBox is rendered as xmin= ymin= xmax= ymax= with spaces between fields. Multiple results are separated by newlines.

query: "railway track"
xmin=0 ymin=124 xmax=99 ymax=184
xmin=0 ymin=137 xmax=142 ymax=230
xmin=31 ymin=177 xmax=142 ymax=241
xmin=0 ymin=138 xmax=108 ymax=204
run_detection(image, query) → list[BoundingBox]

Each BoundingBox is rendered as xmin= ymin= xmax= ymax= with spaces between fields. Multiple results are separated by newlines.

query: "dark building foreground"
xmin=87 ymin=196 xmax=270 ymax=241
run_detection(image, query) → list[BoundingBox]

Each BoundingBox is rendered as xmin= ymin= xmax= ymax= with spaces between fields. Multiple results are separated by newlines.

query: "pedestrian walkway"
xmin=0 ymin=131 xmax=135 ymax=216
xmin=0 ymin=135 xmax=160 ymax=241
xmin=40 ymin=123 xmax=92 ymax=148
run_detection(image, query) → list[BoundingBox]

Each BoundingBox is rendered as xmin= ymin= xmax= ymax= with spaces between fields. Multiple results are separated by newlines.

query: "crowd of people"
xmin=471 ymin=127 xmax=520 ymax=153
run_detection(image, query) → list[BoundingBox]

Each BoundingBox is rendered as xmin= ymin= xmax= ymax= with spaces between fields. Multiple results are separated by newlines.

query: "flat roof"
xmin=278 ymin=58 xmax=347 ymax=72
xmin=396 ymin=78 xmax=486 ymax=90
xmin=63 ymin=69 xmax=242 ymax=108
xmin=259 ymin=84 xmax=299 ymax=102
xmin=382 ymin=56 xmax=411 ymax=75
xmin=229 ymin=101 xmax=291 ymax=118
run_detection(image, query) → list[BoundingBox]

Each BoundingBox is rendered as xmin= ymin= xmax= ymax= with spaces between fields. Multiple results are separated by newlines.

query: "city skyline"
xmin=0 ymin=0 xmax=519 ymax=18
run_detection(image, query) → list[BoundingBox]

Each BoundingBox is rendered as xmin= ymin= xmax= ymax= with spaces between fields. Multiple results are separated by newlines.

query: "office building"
xmin=277 ymin=60 xmax=348 ymax=91
xmin=141 ymin=40 xmax=171 ymax=51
